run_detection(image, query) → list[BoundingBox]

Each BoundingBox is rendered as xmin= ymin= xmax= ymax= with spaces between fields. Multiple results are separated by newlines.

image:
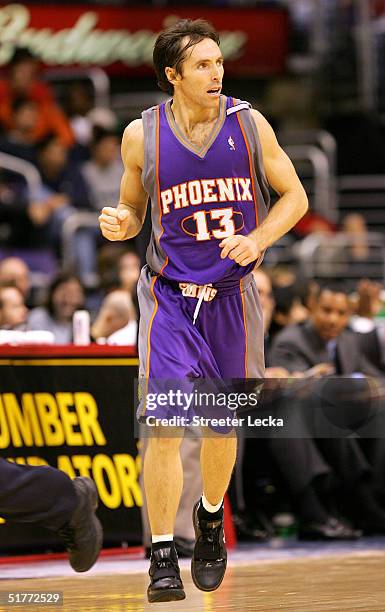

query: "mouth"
xmin=207 ymin=86 xmax=221 ymax=97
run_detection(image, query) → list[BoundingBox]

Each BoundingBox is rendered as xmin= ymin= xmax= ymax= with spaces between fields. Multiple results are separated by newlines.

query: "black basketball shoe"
xmin=147 ymin=544 xmax=186 ymax=603
xmin=191 ymin=500 xmax=227 ymax=591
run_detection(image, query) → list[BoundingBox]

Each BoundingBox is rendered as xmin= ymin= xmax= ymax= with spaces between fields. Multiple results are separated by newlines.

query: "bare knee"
xmin=146 ymin=427 xmax=184 ymax=456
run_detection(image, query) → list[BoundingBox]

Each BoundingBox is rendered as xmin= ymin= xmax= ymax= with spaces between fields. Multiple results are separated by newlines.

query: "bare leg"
xmin=200 ymin=432 xmax=237 ymax=504
xmin=143 ymin=428 xmax=184 ymax=535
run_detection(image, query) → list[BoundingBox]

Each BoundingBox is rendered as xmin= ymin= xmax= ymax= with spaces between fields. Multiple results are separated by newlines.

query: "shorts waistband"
xmin=148 ymin=267 xmax=253 ymax=297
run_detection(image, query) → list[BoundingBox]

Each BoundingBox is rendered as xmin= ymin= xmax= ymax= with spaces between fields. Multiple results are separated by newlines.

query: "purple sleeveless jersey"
xmin=142 ymin=96 xmax=270 ymax=285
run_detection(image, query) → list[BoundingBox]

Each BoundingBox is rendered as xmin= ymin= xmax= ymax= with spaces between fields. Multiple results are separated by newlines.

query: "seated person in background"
xmin=269 ymin=283 xmax=309 ymax=340
xmin=63 ymin=82 xmax=94 ymax=149
xmin=34 ymin=134 xmax=91 ymax=212
xmin=342 ymin=213 xmax=370 ymax=262
xmin=0 ymin=47 xmax=74 ymax=147
xmin=0 ymin=168 xmax=32 ymax=247
xmin=91 ymin=289 xmax=137 ymax=346
xmin=268 ymin=282 xmax=385 ymax=537
xmin=270 ymin=282 xmax=380 ymax=376
xmin=81 ymin=128 xmax=123 ymax=211
xmin=118 ymin=249 xmax=141 ymax=316
xmin=0 ymin=257 xmax=32 ymax=307
xmin=77 ymin=128 xmax=124 ymax=284
xmin=0 ymin=96 xmax=39 ymax=163
xmin=28 ymin=134 xmax=92 ymax=279
xmin=28 ymin=273 xmax=84 ymax=344
xmin=0 ymin=283 xmax=28 ymax=330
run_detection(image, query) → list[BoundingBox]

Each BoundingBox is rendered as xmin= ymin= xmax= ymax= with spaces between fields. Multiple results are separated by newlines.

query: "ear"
xmin=165 ymin=66 xmax=180 ymax=89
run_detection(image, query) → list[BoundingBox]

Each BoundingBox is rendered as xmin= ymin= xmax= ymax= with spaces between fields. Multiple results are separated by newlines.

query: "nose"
xmin=212 ymin=65 xmax=221 ymax=81
xmin=326 ymin=311 xmax=339 ymax=325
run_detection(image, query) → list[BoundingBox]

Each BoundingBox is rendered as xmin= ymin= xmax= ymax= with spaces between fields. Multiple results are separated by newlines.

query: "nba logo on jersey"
xmin=228 ymin=136 xmax=236 ymax=150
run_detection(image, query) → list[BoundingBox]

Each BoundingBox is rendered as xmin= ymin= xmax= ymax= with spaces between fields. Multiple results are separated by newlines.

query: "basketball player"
xmin=99 ymin=19 xmax=308 ymax=603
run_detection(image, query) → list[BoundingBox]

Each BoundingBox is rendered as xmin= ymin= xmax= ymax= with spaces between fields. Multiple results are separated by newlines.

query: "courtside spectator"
xmin=0 ymin=284 xmax=28 ymax=329
xmin=28 ymin=274 xmax=84 ymax=344
xmin=0 ymin=257 xmax=32 ymax=305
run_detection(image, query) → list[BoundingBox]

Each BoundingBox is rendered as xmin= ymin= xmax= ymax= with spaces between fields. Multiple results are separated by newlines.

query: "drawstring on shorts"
xmin=182 ymin=283 xmax=212 ymax=325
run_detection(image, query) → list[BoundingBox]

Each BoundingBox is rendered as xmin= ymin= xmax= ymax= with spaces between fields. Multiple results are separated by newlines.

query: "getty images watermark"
xmin=135 ymin=379 xmax=284 ymax=434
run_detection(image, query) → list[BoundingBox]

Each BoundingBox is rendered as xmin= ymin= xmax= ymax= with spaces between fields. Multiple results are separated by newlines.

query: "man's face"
xmin=52 ymin=280 xmax=84 ymax=321
xmin=119 ymin=253 xmax=140 ymax=293
xmin=14 ymin=102 xmax=38 ymax=133
xmin=93 ymin=136 xmax=119 ymax=166
xmin=0 ymin=287 xmax=28 ymax=328
xmin=0 ymin=259 xmax=30 ymax=298
xmin=311 ymin=290 xmax=350 ymax=341
xmin=170 ymin=38 xmax=224 ymax=108
xmin=11 ymin=60 xmax=38 ymax=92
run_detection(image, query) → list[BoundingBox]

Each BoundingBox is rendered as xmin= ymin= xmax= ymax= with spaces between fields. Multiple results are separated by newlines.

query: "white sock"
xmin=152 ymin=534 xmax=173 ymax=544
xmin=201 ymin=493 xmax=223 ymax=513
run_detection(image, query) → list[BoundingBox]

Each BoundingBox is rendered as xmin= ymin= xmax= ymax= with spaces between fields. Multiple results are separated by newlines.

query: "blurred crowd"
xmin=1 ymin=46 xmax=385 ymax=551
xmin=0 ymin=47 xmax=124 ymax=288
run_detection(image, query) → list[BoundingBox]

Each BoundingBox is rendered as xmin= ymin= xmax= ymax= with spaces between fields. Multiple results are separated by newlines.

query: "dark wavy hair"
xmin=153 ymin=19 xmax=220 ymax=96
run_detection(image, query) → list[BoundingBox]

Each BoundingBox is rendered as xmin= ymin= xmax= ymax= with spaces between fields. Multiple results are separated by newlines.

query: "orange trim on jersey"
xmin=155 ymin=105 xmax=169 ymax=275
xmin=240 ymin=277 xmax=249 ymax=378
xmin=141 ymin=275 xmax=159 ymax=417
xmin=233 ymin=97 xmax=259 ymax=228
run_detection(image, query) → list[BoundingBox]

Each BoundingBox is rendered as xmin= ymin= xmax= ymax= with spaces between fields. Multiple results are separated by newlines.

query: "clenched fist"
xmin=219 ymin=235 xmax=262 ymax=266
xmin=99 ymin=206 xmax=137 ymax=241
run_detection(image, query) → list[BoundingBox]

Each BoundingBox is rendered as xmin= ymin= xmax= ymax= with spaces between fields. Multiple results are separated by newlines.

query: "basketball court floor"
xmin=1 ymin=539 xmax=385 ymax=611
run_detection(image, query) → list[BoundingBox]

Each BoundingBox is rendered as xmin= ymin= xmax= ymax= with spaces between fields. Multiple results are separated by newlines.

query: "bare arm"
xmin=99 ymin=119 xmax=148 ymax=241
xmin=220 ymin=109 xmax=308 ymax=265
xmin=248 ymin=109 xmax=308 ymax=250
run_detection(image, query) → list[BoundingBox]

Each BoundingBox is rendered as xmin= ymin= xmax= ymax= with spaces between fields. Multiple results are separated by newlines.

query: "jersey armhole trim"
xmin=226 ymin=102 xmax=251 ymax=116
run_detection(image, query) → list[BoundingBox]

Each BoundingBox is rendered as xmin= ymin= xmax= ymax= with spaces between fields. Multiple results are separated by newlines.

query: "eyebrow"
xmin=194 ymin=56 xmax=224 ymax=66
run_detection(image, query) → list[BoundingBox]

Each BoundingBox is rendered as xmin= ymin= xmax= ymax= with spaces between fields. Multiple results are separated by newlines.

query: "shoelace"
xmin=57 ymin=524 xmax=76 ymax=550
xmin=155 ymin=557 xmax=179 ymax=571
xmin=198 ymin=523 xmax=222 ymax=555
xmin=151 ymin=554 xmax=181 ymax=579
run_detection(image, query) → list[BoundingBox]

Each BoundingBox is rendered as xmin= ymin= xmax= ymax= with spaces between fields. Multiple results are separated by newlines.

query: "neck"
xmin=171 ymin=92 xmax=220 ymax=134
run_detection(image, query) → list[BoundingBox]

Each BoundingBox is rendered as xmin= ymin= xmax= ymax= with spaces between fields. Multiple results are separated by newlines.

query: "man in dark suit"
xmin=268 ymin=283 xmax=385 ymax=537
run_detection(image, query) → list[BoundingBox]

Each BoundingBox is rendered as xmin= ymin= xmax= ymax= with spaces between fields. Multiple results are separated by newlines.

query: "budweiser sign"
xmin=0 ymin=4 xmax=288 ymax=75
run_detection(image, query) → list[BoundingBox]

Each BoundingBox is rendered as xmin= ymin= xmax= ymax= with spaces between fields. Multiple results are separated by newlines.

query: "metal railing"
xmin=295 ymin=231 xmax=385 ymax=282
xmin=337 ymin=174 xmax=385 ymax=230
xmin=0 ymin=152 xmax=42 ymax=194
xmin=283 ymin=145 xmax=338 ymax=223
xmin=61 ymin=211 xmax=99 ymax=272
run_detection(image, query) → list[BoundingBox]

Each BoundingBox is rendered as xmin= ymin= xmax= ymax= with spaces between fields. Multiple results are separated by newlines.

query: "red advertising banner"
xmin=0 ymin=4 xmax=288 ymax=76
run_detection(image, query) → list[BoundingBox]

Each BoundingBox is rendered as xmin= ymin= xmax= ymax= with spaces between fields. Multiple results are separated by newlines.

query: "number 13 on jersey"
xmin=181 ymin=207 xmax=244 ymax=242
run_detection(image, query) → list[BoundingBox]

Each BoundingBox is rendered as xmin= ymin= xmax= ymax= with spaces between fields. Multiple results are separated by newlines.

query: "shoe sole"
xmin=191 ymin=502 xmax=227 ymax=592
xmin=72 ymin=478 xmax=103 ymax=572
xmin=147 ymin=589 xmax=186 ymax=603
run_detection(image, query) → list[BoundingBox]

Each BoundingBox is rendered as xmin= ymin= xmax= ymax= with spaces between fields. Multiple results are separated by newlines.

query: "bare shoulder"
xmin=250 ymin=109 xmax=276 ymax=140
xmin=121 ymin=119 xmax=144 ymax=168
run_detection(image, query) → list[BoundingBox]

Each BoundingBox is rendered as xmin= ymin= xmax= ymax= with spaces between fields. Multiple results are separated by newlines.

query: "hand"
xmin=28 ymin=201 xmax=52 ymax=225
xmin=47 ymin=194 xmax=68 ymax=210
xmin=219 ymin=235 xmax=262 ymax=266
xmin=303 ymin=363 xmax=335 ymax=378
xmin=265 ymin=367 xmax=290 ymax=379
xmin=99 ymin=206 xmax=136 ymax=241
xmin=356 ymin=279 xmax=382 ymax=318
